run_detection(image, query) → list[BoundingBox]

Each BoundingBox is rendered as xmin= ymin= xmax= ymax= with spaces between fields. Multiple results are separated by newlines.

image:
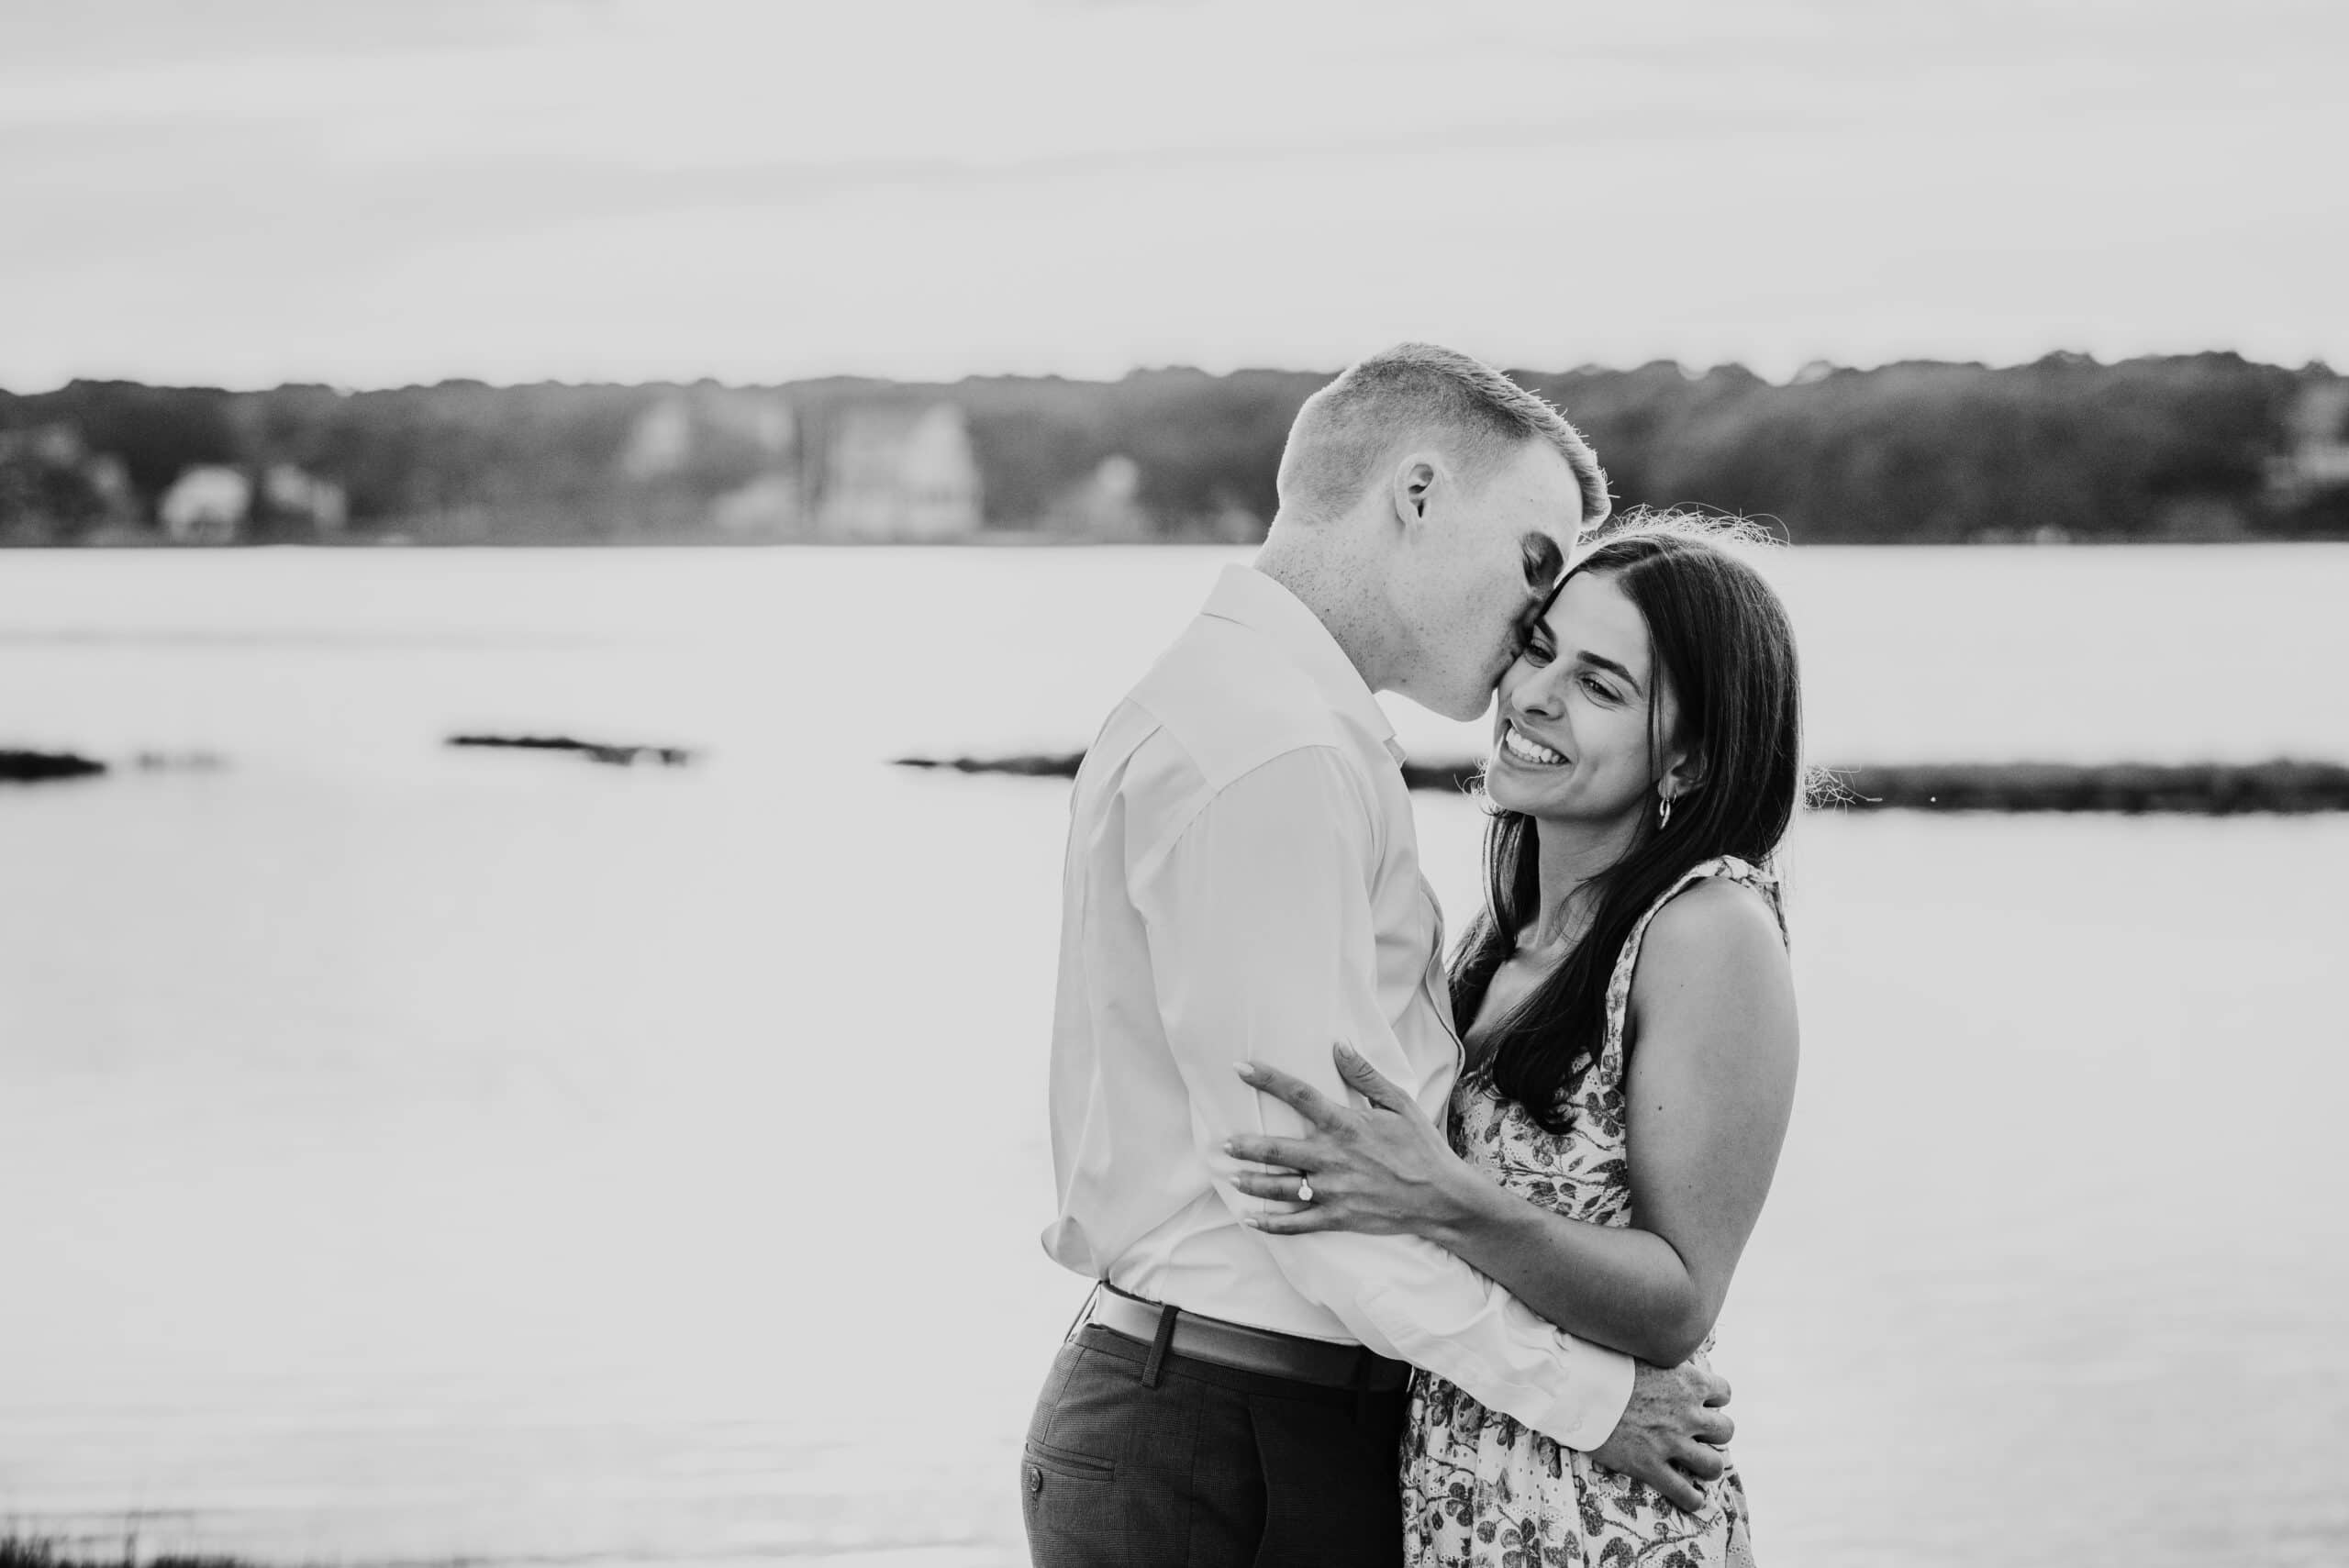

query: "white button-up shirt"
xmin=1042 ymin=565 xmax=1633 ymax=1451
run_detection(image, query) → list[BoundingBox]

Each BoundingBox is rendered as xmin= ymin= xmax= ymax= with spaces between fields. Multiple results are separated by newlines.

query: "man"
xmin=1027 ymin=345 xmax=1732 ymax=1566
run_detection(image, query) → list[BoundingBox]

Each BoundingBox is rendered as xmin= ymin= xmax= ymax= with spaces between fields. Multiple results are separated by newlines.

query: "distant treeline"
xmin=3 ymin=352 xmax=2344 ymax=544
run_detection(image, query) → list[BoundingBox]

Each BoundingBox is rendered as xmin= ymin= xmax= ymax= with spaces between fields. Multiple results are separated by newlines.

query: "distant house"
xmin=619 ymin=388 xmax=803 ymax=536
xmin=159 ymin=465 xmax=251 ymax=544
xmin=814 ymin=403 xmax=982 ymax=541
xmin=621 ymin=388 xmax=796 ymax=477
xmin=712 ymin=389 xmax=796 ymax=462
xmin=1044 ymin=452 xmax=1152 ymax=540
xmin=2270 ymin=381 xmax=2349 ymax=498
xmin=708 ymin=473 xmax=804 ymax=536
xmin=620 ymin=396 xmax=697 ymax=481
xmin=157 ymin=462 xmax=346 ymax=543
xmin=261 ymin=463 xmax=349 ymax=533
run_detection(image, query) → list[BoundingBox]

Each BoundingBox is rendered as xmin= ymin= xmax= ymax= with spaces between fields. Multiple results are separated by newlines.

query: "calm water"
xmin=0 ymin=546 xmax=2343 ymax=1568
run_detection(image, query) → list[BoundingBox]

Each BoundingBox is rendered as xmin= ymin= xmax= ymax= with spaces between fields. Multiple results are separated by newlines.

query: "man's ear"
xmin=1387 ymin=453 xmax=1442 ymax=531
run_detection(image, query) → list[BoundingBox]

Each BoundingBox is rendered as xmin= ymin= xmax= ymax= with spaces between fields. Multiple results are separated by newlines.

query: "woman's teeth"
xmin=1501 ymin=725 xmax=1566 ymax=766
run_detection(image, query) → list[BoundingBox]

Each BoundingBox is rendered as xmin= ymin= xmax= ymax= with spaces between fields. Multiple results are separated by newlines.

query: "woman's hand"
xmin=1226 ymin=1043 xmax=1482 ymax=1241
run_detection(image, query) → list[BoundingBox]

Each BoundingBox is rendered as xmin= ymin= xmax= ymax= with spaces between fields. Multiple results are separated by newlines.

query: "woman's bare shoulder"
xmin=1651 ymin=874 xmax=1783 ymax=949
xmin=1628 ymin=873 xmax=1799 ymax=1083
xmin=1633 ymin=875 xmax=1791 ymax=1001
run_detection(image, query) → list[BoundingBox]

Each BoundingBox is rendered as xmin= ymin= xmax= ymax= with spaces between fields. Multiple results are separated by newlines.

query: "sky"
xmin=4 ymin=0 xmax=2343 ymax=391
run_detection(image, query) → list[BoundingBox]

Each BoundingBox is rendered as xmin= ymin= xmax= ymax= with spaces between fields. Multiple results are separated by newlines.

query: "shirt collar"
xmin=1200 ymin=565 xmax=1408 ymax=764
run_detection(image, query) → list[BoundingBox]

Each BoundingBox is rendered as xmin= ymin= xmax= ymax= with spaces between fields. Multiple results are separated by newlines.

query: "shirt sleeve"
xmin=1130 ymin=744 xmax=1634 ymax=1451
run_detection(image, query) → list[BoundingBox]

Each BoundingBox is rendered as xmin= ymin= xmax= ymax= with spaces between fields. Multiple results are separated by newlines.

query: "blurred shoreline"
xmin=5 ymin=356 xmax=2344 ymax=550
xmin=6 ymin=531 xmax=2347 ymax=550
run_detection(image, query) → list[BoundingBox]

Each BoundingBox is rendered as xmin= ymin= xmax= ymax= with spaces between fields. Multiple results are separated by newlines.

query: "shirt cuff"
xmin=1542 ymin=1342 xmax=1634 ymax=1451
xmin=1360 ymin=1282 xmax=1635 ymax=1452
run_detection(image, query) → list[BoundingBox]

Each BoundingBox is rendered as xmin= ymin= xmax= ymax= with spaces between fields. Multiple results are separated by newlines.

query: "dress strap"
xmin=1597 ymin=856 xmax=1781 ymax=1077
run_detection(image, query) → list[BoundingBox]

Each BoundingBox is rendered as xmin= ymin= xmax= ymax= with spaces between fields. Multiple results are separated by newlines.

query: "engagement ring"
xmin=1296 ymin=1176 xmax=1314 ymax=1204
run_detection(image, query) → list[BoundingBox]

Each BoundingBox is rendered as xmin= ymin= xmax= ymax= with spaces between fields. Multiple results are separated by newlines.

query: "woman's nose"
xmin=1508 ymin=670 xmax=1564 ymax=719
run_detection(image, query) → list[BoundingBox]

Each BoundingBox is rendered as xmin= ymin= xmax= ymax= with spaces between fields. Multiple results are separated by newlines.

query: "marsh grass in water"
xmin=445 ymin=733 xmax=696 ymax=767
xmin=0 ymin=1538 xmax=271 ymax=1568
xmin=0 ymin=749 xmax=106 ymax=783
xmin=894 ymin=752 xmax=2349 ymax=813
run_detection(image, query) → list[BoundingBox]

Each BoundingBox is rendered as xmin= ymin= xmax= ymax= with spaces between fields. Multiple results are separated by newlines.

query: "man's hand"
xmin=1586 ymin=1360 xmax=1734 ymax=1513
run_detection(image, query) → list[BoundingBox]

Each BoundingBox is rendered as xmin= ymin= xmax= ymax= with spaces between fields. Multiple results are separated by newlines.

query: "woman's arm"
xmin=1443 ymin=882 xmax=1798 ymax=1362
xmin=1227 ymin=879 xmax=1798 ymax=1366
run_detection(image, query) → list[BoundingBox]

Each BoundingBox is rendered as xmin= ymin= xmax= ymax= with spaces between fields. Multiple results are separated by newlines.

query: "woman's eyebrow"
xmin=1573 ymin=650 xmax=1643 ymax=692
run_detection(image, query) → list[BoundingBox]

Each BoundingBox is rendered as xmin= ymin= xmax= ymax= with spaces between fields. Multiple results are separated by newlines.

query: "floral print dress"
xmin=1401 ymin=857 xmax=1778 ymax=1568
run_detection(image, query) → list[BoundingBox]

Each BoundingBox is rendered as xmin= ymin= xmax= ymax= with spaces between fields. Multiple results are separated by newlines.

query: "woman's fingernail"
xmin=1233 ymin=1062 xmax=1255 ymax=1081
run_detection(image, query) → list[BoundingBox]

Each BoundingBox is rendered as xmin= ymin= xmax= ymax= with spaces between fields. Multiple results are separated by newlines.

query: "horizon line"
xmin=3 ymin=346 xmax=2331 ymax=400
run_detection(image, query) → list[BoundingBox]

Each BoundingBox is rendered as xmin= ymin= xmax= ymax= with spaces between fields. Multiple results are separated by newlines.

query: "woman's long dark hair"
xmin=1452 ymin=510 xmax=1804 ymax=1133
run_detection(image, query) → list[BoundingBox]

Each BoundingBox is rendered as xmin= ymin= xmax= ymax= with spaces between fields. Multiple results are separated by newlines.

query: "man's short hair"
xmin=1276 ymin=343 xmax=1610 ymax=529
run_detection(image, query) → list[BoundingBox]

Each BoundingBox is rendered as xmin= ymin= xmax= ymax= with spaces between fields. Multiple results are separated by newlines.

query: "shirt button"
xmin=1028 ymin=1464 xmax=1044 ymax=1495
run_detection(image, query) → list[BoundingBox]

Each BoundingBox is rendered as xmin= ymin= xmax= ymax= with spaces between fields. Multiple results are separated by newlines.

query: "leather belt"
xmin=1076 ymin=1285 xmax=1410 ymax=1392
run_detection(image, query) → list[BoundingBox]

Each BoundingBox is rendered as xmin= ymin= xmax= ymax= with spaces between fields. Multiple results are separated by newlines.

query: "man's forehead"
xmin=1486 ymin=444 xmax=1596 ymax=561
xmin=1490 ymin=438 xmax=1584 ymax=499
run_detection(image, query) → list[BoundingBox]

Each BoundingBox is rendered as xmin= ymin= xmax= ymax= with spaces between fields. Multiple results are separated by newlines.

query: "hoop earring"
xmin=1657 ymin=794 xmax=1674 ymax=830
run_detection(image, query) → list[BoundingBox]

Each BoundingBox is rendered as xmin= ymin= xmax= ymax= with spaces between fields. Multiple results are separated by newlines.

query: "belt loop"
xmin=1139 ymin=1301 xmax=1179 ymax=1389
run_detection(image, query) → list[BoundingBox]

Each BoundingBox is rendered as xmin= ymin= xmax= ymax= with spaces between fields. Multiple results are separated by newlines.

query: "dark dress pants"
xmin=1021 ymin=1323 xmax=1408 ymax=1568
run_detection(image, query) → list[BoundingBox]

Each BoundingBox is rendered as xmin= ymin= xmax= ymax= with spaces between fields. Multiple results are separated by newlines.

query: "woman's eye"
xmin=1521 ymin=639 xmax=1553 ymax=666
xmin=1579 ymin=675 xmax=1616 ymax=702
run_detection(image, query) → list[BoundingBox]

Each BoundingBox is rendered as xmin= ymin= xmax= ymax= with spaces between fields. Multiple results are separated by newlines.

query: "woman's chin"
xmin=1486 ymin=760 xmax=1646 ymax=831
xmin=1483 ymin=751 xmax=1558 ymax=813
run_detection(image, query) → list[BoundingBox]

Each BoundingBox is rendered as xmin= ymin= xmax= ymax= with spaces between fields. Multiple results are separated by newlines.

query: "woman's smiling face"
xmin=1486 ymin=570 xmax=1681 ymax=826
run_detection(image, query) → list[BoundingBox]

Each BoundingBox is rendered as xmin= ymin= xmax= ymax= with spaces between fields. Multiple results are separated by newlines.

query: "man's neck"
xmin=1252 ymin=523 xmax=1394 ymax=693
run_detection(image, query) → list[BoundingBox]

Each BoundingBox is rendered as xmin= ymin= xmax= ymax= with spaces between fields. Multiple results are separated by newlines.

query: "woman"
xmin=1225 ymin=513 xmax=1804 ymax=1567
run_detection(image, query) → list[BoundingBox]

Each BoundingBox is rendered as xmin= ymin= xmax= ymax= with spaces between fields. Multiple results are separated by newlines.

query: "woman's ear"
xmin=1660 ymin=746 xmax=1707 ymax=805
